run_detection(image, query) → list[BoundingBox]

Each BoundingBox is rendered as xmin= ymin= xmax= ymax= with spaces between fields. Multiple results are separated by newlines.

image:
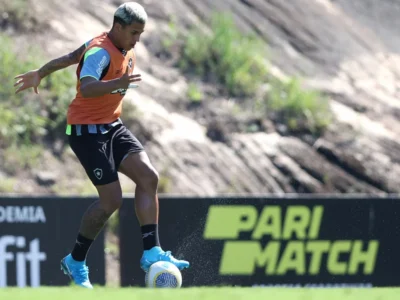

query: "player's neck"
xmin=107 ymin=31 xmax=123 ymax=50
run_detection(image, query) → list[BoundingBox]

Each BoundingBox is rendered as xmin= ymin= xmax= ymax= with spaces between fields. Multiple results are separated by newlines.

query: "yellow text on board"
xmin=203 ymin=205 xmax=379 ymax=276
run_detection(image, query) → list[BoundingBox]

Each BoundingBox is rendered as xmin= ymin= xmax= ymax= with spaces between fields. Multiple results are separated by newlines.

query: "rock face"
xmin=129 ymin=0 xmax=400 ymax=195
xmin=3 ymin=0 xmax=400 ymax=195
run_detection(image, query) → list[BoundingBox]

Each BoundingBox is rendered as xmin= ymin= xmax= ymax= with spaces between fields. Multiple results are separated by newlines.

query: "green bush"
xmin=169 ymin=12 xmax=333 ymax=135
xmin=178 ymin=13 xmax=268 ymax=97
xmin=266 ymin=78 xmax=332 ymax=134
xmin=187 ymin=83 xmax=204 ymax=103
xmin=0 ymin=34 xmax=75 ymax=147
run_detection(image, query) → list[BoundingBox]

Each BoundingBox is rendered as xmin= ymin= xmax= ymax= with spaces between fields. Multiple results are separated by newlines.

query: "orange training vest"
xmin=67 ymin=32 xmax=135 ymax=125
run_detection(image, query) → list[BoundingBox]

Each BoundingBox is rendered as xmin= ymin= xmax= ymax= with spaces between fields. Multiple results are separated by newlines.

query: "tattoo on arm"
xmin=38 ymin=43 xmax=86 ymax=79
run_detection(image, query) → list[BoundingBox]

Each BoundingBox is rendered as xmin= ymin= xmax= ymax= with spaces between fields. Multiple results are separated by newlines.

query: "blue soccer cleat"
xmin=140 ymin=246 xmax=190 ymax=272
xmin=60 ymin=254 xmax=93 ymax=289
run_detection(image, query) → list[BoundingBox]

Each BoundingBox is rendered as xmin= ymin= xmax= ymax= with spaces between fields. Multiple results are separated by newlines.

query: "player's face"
xmin=119 ymin=22 xmax=145 ymax=50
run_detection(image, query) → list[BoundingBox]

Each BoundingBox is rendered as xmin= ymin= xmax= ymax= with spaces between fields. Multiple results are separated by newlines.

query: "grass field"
xmin=1 ymin=287 xmax=400 ymax=300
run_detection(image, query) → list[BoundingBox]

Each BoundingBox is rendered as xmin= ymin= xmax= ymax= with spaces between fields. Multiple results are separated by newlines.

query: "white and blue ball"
xmin=145 ymin=261 xmax=182 ymax=288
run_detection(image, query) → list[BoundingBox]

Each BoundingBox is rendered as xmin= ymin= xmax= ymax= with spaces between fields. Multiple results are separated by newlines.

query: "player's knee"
xmin=109 ymin=196 xmax=123 ymax=212
xmin=97 ymin=182 xmax=123 ymax=213
xmin=140 ymin=167 xmax=159 ymax=191
xmin=99 ymin=195 xmax=123 ymax=214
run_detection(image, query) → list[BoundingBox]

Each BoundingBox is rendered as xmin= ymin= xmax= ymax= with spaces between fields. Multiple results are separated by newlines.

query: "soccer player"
xmin=14 ymin=2 xmax=189 ymax=289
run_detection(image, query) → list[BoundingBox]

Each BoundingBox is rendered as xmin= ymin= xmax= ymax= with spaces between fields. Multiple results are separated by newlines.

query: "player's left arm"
xmin=14 ymin=42 xmax=87 ymax=94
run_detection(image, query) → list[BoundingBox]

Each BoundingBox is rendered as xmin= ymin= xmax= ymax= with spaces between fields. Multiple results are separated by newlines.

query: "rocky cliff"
xmin=2 ymin=0 xmax=399 ymax=195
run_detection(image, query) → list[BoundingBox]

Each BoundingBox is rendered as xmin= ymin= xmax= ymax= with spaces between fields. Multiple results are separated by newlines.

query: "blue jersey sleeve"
xmin=80 ymin=47 xmax=111 ymax=81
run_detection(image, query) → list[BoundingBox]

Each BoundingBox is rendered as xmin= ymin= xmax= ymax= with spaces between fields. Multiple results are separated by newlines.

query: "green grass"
xmin=1 ymin=287 xmax=399 ymax=300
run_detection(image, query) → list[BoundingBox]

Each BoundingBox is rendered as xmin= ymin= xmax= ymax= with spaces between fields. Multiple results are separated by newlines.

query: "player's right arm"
xmin=14 ymin=42 xmax=87 ymax=94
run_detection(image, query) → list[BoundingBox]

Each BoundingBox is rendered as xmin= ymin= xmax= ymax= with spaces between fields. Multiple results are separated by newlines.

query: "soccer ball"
xmin=145 ymin=261 xmax=182 ymax=288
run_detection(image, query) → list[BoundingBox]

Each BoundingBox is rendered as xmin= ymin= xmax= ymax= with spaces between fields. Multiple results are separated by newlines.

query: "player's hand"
xmin=118 ymin=65 xmax=141 ymax=89
xmin=14 ymin=69 xmax=42 ymax=94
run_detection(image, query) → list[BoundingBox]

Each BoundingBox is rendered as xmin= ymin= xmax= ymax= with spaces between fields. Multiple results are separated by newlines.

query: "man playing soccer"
xmin=14 ymin=2 xmax=189 ymax=289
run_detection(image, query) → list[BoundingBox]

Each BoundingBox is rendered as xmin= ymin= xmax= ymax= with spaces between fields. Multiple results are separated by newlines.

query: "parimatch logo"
xmin=204 ymin=205 xmax=379 ymax=276
xmin=0 ymin=236 xmax=47 ymax=287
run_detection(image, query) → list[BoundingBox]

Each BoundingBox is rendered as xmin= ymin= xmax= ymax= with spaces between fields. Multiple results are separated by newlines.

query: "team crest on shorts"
xmin=94 ymin=168 xmax=103 ymax=180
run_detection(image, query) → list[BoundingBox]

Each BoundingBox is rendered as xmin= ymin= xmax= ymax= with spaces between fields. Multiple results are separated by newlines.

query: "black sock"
xmin=71 ymin=233 xmax=94 ymax=262
xmin=141 ymin=224 xmax=160 ymax=251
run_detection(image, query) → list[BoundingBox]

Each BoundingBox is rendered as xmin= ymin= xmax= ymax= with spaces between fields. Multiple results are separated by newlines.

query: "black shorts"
xmin=68 ymin=124 xmax=144 ymax=186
